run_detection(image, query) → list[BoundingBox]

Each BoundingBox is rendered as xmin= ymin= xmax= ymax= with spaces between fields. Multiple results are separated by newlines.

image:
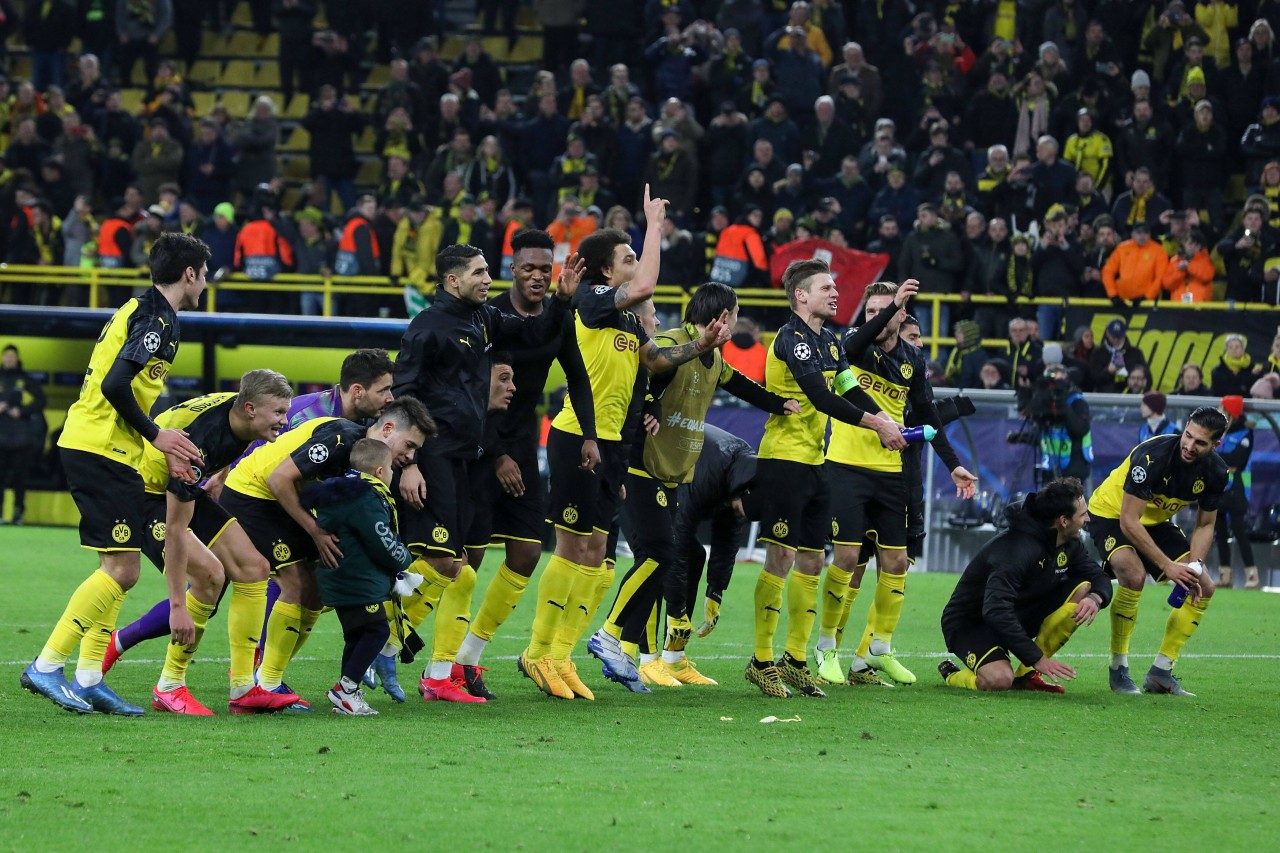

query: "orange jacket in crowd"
xmin=546 ymin=215 xmax=595 ymax=280
xmin=1160 ymin=248 xmax=1215 ymax=303
xmin=722 ymin=339 xmax=767 ymax=383
xmin=1102 ymin=238 xmax=1168 ymax=301
xmin=715 ymin=223 xmax=769 ymax=273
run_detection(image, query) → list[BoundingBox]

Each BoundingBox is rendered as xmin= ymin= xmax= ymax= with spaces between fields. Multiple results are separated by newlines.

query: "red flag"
xmin=768 ymin=239 xmax=889 ymax=325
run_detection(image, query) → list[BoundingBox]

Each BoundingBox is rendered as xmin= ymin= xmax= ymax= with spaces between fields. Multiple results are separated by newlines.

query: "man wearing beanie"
xmin=1139 ymin=392 xmax=1177 ymax=442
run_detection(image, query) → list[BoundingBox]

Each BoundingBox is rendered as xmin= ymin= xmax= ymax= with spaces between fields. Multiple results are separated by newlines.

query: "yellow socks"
xmin=1015 ymin=600 xmax=1081 ymax=678
xmin=159 ymin=591 xmax=215 ymax=689
xmin=1158 ymin=598 xmax=1209 ymax=663
xmin=753 ymin=570 xmax=785 ymax=661
xmin=551 ymin=562 xmax=604 ymax=660
xmin=472 ymin=563 xmax=530 ymax=642
xmin=227 ymin=580 xmax=267 ymax=689
xmin=818 ymin=566 xmax=853 ymax=642
xmin=76 ymin=580 xmax=128 ymax=679
xmin=945 ymin=667 xmax=978 ymax=689
xmin=39 ymin=569 xmax=125 ymax=668
xmin=258 ymin=600 xmax=301 ymax=689
xmin=288 ymin=607 xmax=323 ymax=661
xmin=591 ymin=564 xmax=616 ymax=618
xmin=869 ymin=571 xmax=907 ymax=652
xmin=855 ymin=607 xmax=874 ymax=658
xmin=527 ymin=554 xmax=577 ymax=658
xmin=431 ymin=563 xmax=476 ymax=662
xmin=836 ymin=585 xmax=860 ymax=647
xmin=1110 ymin=586 xmax=1143 ymax=656
xmin=402 ymin=558 xmax=452 ymax=627
xmin=783 ymin=571 xmax=819 ymax=661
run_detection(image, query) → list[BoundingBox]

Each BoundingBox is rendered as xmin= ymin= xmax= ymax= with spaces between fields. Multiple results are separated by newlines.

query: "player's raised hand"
xmin=1034 ymin=657 xmax=1076 ymax=682
xmin=556 ymin=251 xmax=586 ymax=299
xmin=894 ymin=279 xmax=920 ymax=307
xmin=153 ymin=427 xmax=202 ymax=464
xmin=642 ymin=184 xmax=668 ymax=226
xmin=700 ymin=309 xmax=733 ymax=351
xmin=951 ymin=466 xmax=978 ymax=499
xmin=782 ymin=399 xmax=802 ymax=415
xmin=398 ymin=463 xmax=427 ymax=510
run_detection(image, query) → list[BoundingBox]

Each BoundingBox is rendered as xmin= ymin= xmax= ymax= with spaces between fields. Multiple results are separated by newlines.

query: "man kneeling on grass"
xmin=938 ymin=477 xmax=1110 ymax=693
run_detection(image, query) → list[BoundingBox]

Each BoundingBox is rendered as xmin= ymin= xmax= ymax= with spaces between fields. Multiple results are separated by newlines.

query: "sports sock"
xmin=1157 ymin=598 xmax=1208 ymax=666
xmin=868 ymin=571 xmax=907 ymax=655
xmin=158 ymin=591 xmax=216 ymax=690
xmin=257 ymin=579 xmax=281 ymax=649
xmin=431 ymin=563 xmax=476 ymax=663
xmin=401 ymin=559 xmax=451 ymax=627
xmin=228 ymin=580 xmax=267 ymax=694
xmin=551 ymin=562 xmax=605 ymax=660
xmin=455 ymin=632 xmax=487 ymax=667
xmin=818 ymin=565 xmax=852 ymax=647
xmin=783 ymin=571 xmax=819 ymax=662
xmin=1014 ymin=598 xmax=1081 ymax=678
xmin=117 ymin=597 xmax=173 ymax=652
xmin=753 ymin=570 xmax=785 ymax=662
xmin=591 ymin=564 xmax=616 ymax=618
xmin=621 ymin=639 xmax=639 ymax=660
xmin=639 ymin=651 xmax=658 ymax=665
xmin=661 ymin=649 xmax=682 ymax=664
xmin=604 ymin=558 xmax=658 ymax=639
xmin=855 ymin=605 xmax=875 ymax=658
xmin=76 ymin=575 xmax=130 ymax=686
xmin=835 ymin=585 xmax=861 ymax=647
xmin=945 ymin=666 xmax=978 ymax=690
xmin=289 ymin=608 xmax=323 ymax=660
xmin=470 ymin=563 xmax=529 ymax=643
xmin=526 ymin=554 xmax=577 ymax=658
xmin=1109 ymin=586 xmax=1143 ymax=661
xmin=259 ymin=600 xmax=302 ymax=689
xmin=38 ymin=569 xmax=125 ymax=669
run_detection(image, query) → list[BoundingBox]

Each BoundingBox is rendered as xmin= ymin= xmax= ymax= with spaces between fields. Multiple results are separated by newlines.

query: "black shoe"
xmin=938 ymin=659 xmax=960 ymax=682
xmin=454 ymin=663 xmax=497 ymax=700
xmin=10 ymin=511 xmax=22 ymax=526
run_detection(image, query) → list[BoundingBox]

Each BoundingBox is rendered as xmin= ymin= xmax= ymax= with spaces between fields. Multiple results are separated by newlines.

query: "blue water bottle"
xmin=1167 ymin=561 xmax=1205 ymax=608
xmin=900 ymin=425 xmax=937 ymax=444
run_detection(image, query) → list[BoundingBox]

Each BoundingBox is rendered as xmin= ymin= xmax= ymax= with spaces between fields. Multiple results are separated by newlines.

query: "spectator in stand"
xmin=303 ymin=86 xmax=364 ymax=214
xmin=424 ymin=127 xmax=474 ymax=199
xmin=233 ymin=96 xmax=279 ymax=201
xmin=737 ymin=58 xmax=777 ymax=120
xmin=828 ymin=42 xmax=880 ymax=117
xmin=1112 ymin=167 xmax=1173 ymax=238
xmin=1217 ymin=207 xmax=1275 ymax=302
xmin=644 ymin=129 xmax=697 ymax=223
xmin=945 ymin=319 xmax=989 ymax=389
xmin=965 ymin=69 xmax=1019 ymax=156
xmin=858 ymin=129 xmax=908 ymax=193
xmin=1118 ymin=96 xmax=1174 ymax=191
xmin=234 ymin=192 xmax=296 ymax=283
xmin=979 ymin=360 xmax=1011 ymax=390
xmin=0 ymin=344 xmax=44 ymax=525
xmin=1211 ymin=333 xmax=1263 ymax=397
xmin=869 ymin=166 xmax=920 ymax=236
xmin=1143 ymin=1 xmax=1209 ymax=85
xmin=516 ymin=94 xmax=570 ymax=225
xmin=773 ymin=163 xmax=808 ymax=215
xmin=128 ymin=119 xmax=181 ymax=205
xmin=6 ymin=118 xmax=50 ymax=176
xmin=391 ymin=197 xmax=439 ymax=314
xmin=556 ymin=59 xmax=600 ymax=122
xmin=614 ymin=96 xmax=654 ymax=213
xmin=602 ymin=204 xmax=645 ymax=255
xmin=24 ymin=0 xmax=76 ymax=91
xmin=913 ymin=121 xmax=970 ymax=197
xmin=1089 ymin=318 xmax=1148 ymax=393
xmin=967 ymin=215 xmax=1012 ymax=339
xmin=1161 ymin=226 xmax=1214 ymax=302
xmin=1033 ymin=205 xmax=1084 ymax=340
xmin=1011 ymin=71 xmax=1055 ymax=159
xmin=1241 ymin=98 xmax=1280 ymax=187
xmin=646 ymin=20 xmax=709 ymax=104
xmin=1214 ymin=393 xmax=1259 ymax=589
xmin=722 ymin=316 xmax=767 ymax=382
xmin=183 ymin=119 xmax=235 ymax=215
xmin=570 ymin=95 xmax=619 ymax=182
xmin=705 ymin=102 xmax=751 ymax=210
xmin=293 ymin=207 xmax=336 ymax=316
xmin=1124 ymin=363 xmax=1152 ymax=394
xmin=899 ymin=202 xmax=963 ymax=336
xmin=710 ymin=208 xmax=769 ymax=288
xmin=1064 ymin=109 xmax=1113 ymax=194
xmin=335 ymin=193 xmax=381 ymax=280
xmin=1176 ymin=100 xmax=1227 ymax=229
xmin=1029 ymin=136 xmax=1077 ymax=220
xmin=601 ymin=63 xmax=642 ymax=128
xmin=1174 ymin=361 xmax=1214 ymax=396
xmin=766 ymin=207 xmax=795 ymax=252
xmin=815 ymin=154 xmax=871 ymax=243
xmin=463 ymin=135 xmax=517 ymax=209
xmin=765 ymin=24 xmax=825 ymax=122
xmin=454 ymin=36 xmax=502 ymax=109
xmin=200 ymin=202 xmax=238 ymax=277
xmin=276 ymin=0 xmax=317 ymax=103
xmin=1103 ymin=221 xmax=1168 ymax=305
xmin=66 ymin=53 xmax=109 ymax=117
xmin=800 ymin=95 xmax=855 ymax=180
xmin=748 ymin=96 xmax=801 ymax=166
xmin=653 ymin=97 xmax=705 ymax=160
xmin=1071 ymin=325 xmax=1095 ymax=370
xmin=935 ymin=171 xmax=974 ymax=230
xmin=1006 ymin=316 xmax=1044 ymax=392
xmin=116 ymin=0 xmax=172 ymax=87
xmin=1139 ymin=391 xmax=1178 ymax=442
xmin=1081 ymin=215 xmax=1118 ymax=298
xmin=748 ymin=137 xmax=786 ymax=186
xmin=546 ymin=196 xmax=596 ymax=278
xmin=95 ymin=202 xmax=135 ymax=269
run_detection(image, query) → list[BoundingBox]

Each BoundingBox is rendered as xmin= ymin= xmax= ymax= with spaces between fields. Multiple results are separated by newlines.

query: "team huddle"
xmin=21 ymin=193 xmax=1230 ymax=716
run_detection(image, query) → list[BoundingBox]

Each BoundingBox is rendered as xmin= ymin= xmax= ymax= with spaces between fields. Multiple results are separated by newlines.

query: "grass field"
xmin=2 ymin=526 xmax=1278 ymax=851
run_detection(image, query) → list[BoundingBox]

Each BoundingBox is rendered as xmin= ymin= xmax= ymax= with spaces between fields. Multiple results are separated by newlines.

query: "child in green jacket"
xmin=303 ymin=438 xmax=420 ymax=716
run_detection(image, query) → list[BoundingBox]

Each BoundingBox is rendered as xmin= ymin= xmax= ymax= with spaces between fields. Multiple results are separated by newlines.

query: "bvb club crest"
xmin=152 ymin=522 xmax=166 ymax=541
xmin=1104 ymin=536 xmax=1116 ymax=552
xmin=432 ymin=526 xmax=449 ymax=544
xmin=656 ymin=490 xmax=668 ymax=507
xmin=563 ymin=507 xmax=579 ymax=524
xmin=965 ymin=653 xmax=976 ymax=669
xmin=772 ymin=521 xmax=789 ymax=538
xmin=901 ymin=363 xmax=914 ymax=380
xmin=111 ymin=522 xmax=131 ymax=543
xmin=1057 ymin=552 xmax=1068 ymax=567
xmin=1193 ymin=480 xmax=1204 ymax=494
xmin=273 ymin=542 xmax=291 ymax=562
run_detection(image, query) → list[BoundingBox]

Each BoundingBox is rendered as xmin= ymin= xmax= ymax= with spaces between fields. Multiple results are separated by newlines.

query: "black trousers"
xmin=0 ymin=445 xmax=31 ymax=517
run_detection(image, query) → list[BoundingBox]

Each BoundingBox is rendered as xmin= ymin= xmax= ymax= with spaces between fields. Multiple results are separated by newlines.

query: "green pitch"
xmin=2 ymin=527 xmax=1278 ymax=851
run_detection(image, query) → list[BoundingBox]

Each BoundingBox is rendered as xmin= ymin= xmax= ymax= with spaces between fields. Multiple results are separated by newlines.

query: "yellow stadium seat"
xmin=191 ymin=91 xmax=217 ymax=116
xmin=508 ymin=37 xmax=543 ymax=64
xmin=282 ymin=94 xmax=310 ymax=120
xmin=219 ymin=91 xmax=251 ymax=118
xmin=227 ymin=30 xmax=260 ymax=58
xmin=439 ymin=37 xmax=464 ymax=62
xmin=231 ymin=3 xmax=254 ymax=29
xmin=281 ymin=126 xmax=310 ymax=152
xmin=355 ymin=158 xmax=383 ymax=186
xmin=253 ymin=63 xmax=281 ymax=89
xmin=280 ymin=187 xmax=301 ymax=211
xmin=222 ymin=60 xmax=256 ymax=88
xmin=259 ymin=33 xmax=279 ymax=55
xmin=354 ymin=125 xmax=376 ymax=154
xmin=187 ymin=60 xmax=222 ymax=86
xmin=118 ymin=88 xmax=146 ymax=114
xmin=281 ymin=155 xmax=311 ymax=180
xmin=364 ymin=65 xmax=391 ymax=89
xmin=482 ymin=37 xmax=508 ymax=62
xmin=10 ymin=55 xmax=32 ymax=81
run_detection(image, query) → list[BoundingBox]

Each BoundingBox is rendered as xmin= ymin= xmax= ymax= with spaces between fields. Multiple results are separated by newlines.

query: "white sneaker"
xmin=327 ymin=682 xmax=378 ymax=715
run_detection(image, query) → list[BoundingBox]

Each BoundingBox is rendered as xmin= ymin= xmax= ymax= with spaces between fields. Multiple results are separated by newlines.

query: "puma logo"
xmin=285 ymin=626 xmax=301 ymax=634
xmin=1115 ymin=614 xmax=1135 ymax=622
xmin=72 ymin=619 xmax=90 ymax=633
xmin=890 ymin=590 xmax=905 ymax=596
xmin=763 ymin=605 xmax=781 ymax=614
xmin=826 ymin=591 xmax=844 ymax=602
xmin=547 ymin=600 xmax=566 ymax=611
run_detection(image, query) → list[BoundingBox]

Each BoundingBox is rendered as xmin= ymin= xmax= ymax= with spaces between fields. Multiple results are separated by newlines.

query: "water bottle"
xmin=900 ymin=425 xmax=937 ymax=444
xmin=1167 ymin=561 xmax=1205 ymax=608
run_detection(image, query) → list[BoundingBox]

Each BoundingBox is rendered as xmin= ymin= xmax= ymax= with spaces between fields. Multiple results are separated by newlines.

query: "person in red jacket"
xmin=1161 ymin=228 xmax=1215 ymax=303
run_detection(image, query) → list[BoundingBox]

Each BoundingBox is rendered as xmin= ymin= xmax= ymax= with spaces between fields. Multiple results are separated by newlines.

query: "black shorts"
xmin=1089 ymin=516 xmax=1190 ymax=582
xmin=490 ymin=441 xmax=547 ymax=545
xmin=754 ymin=458 xmax=829 ymax=553
xmin=546 ymin=427 xmax=623 ymax=537
xmin=335 ymin=602 xmax=391 ymax=636
xmin=396 ymin=454 xmax=472 ymax=559
xmin=827 ymin=462 xmax=909 ymax=549
xmin=219 ymin=487 xmax=315 ymax=572
xmin=943 ymin=579 xmax=1086 ymax=671
xmin=62 ymin=448 xmax=147 ymax=552
xmin=140 ymin=490 xmax=236 ymax=572
xmin=465 ymin=455 xmax=499 ymax=551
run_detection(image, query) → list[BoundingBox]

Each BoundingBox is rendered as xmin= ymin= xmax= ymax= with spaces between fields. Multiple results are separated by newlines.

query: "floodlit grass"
xmin=1 ymin=526 xmax=1277 ymax=850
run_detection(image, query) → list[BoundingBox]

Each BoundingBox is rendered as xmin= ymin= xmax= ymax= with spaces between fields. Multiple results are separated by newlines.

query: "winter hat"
xmin=1131 ymin=70 xmax=1151 ymax=91
xmin=1041 ymin=342 xmax=1064 ymax=366
xmin=1187 ymin=67 xmax=1206 ymax=87
xmin=1142 ymin=392 xmax=1167 ymax=415
xmin=1221 ymin=395 xmax=1245 ymax=419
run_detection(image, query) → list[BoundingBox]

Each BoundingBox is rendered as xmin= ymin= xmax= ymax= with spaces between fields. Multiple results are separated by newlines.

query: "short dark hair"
xmin=350 ymin=437 xmax=393 ymax=474
xmin=782 ymin=258 xmax=830 ymax=308
xmin=149 ymin=232 xmax=211 ymax=287
xmin=510 ymin=228 xmax=555 ymax=256
xmin=1030 ymin=477 xmax=1085 ymax=523
xmin=578 ymin=228 xmax=632 ymax=283
xmin=901 ymin=314 xmax=920 ymax=328
xmin=1188 ymin=406 xmax=1228 ymax=440
xmin=684 ymin=282 xmax=738 ymax=326
xmin=436 ymin=243 xmax=485 ymax=280
xmin=376 ymin=395 xmax=437 ymax=438
xmin=339 ymin=348 xmax=395 ymax=392
xmin=492 ymin=351 xmax=513 ymax=369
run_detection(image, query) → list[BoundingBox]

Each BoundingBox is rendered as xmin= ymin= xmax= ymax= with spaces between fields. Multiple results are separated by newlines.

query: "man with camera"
xmin=1012 ymin=358 xmax=1093 ymax=488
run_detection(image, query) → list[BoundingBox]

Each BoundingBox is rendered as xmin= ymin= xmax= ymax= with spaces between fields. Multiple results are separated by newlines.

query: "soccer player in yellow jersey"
xmin=22 ymin=233 xmax=208 ymax=715
xmin=1087 ymin=407 xmax=1229 ymax=696
xmin=745 ymin=259 xmax=907 ymax=699
xmin=817 ymin=281 xmax=978 ymax=687
xmin=519 ymin=185 xmax=730 ymax=700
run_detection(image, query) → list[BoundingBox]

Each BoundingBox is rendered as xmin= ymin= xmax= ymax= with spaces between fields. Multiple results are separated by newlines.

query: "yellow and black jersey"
xmin=553 ymin=282 xmax=650 ymax=442
xmin=226 ymin=416 xmax=367 ymax=501
xmin=828 ymin=330 xmax=931 ymax=472
xmin=58 ymin=287 xmax=180 ymax=467
xmin=759 ymin=312 xmax=848 ymax=466
xmin=1088 ymin=433 xmax=1227 ymax=525
xmin=140 ymin=393 xmax=251 ymax=500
